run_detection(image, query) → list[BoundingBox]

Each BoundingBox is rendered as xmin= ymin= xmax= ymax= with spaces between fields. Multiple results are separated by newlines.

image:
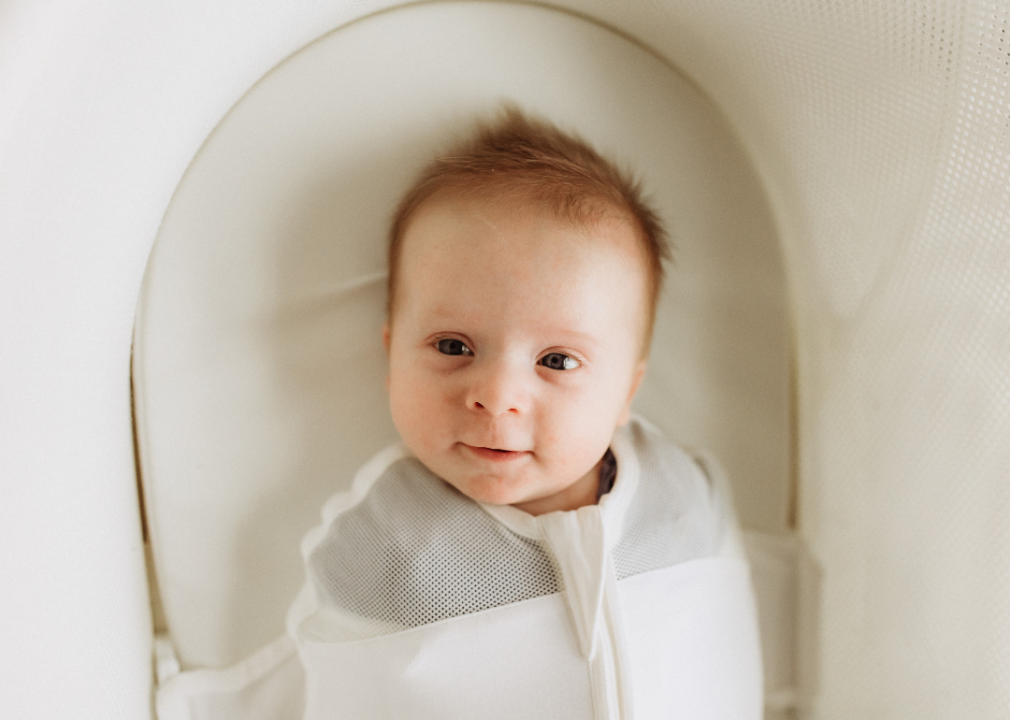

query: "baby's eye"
xmin=539 ymin=352 xmax=580 ymax=371
xmin=436 ymin=338 xmax=473 ymax=356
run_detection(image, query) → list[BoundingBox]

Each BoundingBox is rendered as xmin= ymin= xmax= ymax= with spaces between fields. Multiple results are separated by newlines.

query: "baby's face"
xmin=384 ymin=197 xmax=648 ymax=515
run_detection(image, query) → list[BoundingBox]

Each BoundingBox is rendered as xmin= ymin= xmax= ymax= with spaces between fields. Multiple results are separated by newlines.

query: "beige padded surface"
xmin=133 ymin=2 xmax=790 ymax=671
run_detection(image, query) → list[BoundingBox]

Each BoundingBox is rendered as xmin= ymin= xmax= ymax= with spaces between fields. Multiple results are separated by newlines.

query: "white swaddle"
xmin=156 ymin=418 xmax=761 ymax=719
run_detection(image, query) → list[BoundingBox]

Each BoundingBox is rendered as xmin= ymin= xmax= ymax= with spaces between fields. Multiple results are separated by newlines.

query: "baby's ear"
xmin=617 ymin=360 xmax=648 ymax=426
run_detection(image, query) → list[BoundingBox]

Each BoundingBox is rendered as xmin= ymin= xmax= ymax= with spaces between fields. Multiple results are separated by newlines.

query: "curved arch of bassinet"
xmin=1 ymin=1 xmax=1008 ymax=719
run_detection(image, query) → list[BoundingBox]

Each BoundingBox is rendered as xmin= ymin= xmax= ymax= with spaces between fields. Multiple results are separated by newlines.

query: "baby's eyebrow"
xmin=426 ymin=303 xmax=474 ymax=321
xmin=543 ymin=329 xmax=600 ymax=351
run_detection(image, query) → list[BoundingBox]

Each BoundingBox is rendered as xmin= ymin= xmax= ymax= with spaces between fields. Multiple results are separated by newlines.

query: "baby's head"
xmin=383 ymin=108 xmax=670 ymax=515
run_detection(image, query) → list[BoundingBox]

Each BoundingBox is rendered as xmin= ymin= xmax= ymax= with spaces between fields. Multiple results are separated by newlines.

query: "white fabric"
xmin=157 ymin=420 xmax=762 ymax=719
xmin=292 ymin=562 xmax=759 ymax=720
xmin=157 ymin=637 xmax=303 ymax=720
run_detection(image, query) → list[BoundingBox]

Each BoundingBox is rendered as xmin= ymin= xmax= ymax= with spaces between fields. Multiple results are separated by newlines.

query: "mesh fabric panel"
xmin=309 ymin=457 xmax=560 ymax=629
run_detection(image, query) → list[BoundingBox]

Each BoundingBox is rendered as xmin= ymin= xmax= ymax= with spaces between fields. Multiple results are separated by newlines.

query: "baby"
xmin=292 ymin=109 xmax=763 ymax=720
xmin=383 ymin=108 xmax=662 ymax=517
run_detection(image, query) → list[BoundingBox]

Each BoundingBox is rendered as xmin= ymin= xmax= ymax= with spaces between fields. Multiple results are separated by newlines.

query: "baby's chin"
xmin=441 ymin=470 xmax=539 ymax=507
xmin=443 ymin=470 xmax=598 ymax=517
xmin=413 ymin=443 xmax=593 ymax=510
xmin=410 ymin=444 xmax=539 ymax=505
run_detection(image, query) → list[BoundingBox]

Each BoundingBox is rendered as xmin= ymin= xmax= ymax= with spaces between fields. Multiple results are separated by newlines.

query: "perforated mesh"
xmin=612 ymin=423 xmax=722 ymax=580
xmin=309 ymin=457 xmax=560 ymax=629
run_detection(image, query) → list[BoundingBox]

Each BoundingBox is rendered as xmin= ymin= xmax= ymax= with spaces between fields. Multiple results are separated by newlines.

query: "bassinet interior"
xmin=133 ymin=2 xmax=798 ymax=711
xmin=3 ymin=1 xmax=1008 ymax=719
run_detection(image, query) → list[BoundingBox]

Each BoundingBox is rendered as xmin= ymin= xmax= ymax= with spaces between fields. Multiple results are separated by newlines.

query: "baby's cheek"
xmin=388 ymin=373 xmax=424 ymax=440
xmin=395 ymin=372 xmax=456 ymax=447
xmin=540 ymin=426 xmax=591 ymax=472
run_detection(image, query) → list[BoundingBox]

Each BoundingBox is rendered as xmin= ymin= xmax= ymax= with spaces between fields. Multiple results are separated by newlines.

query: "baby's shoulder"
xmin=622 ymin=418 xmax=721 ymax=505
xmin=611 ymin=419 xmax=727 ymax=578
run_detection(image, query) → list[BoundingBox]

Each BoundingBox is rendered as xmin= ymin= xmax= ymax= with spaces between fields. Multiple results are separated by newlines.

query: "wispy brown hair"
xmin=387 ymin=106 xmax=671 ymax=353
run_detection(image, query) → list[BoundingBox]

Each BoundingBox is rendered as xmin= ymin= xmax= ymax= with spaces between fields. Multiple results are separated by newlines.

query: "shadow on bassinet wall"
xmin=3 ymin=1 xmax=1008 ymax=719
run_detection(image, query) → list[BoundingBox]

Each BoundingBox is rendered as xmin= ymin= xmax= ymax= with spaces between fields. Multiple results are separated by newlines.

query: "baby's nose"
xmin=466 ymin=359 xmax=530 ymax=416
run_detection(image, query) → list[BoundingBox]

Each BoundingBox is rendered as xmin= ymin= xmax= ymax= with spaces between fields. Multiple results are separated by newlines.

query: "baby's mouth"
xmin=462 ymin=444 xmax=529 ymax=462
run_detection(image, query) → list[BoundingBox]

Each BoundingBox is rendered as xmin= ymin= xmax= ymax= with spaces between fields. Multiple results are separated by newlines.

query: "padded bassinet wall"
xmin=1 ymin=2 xmax=1008 ymax=720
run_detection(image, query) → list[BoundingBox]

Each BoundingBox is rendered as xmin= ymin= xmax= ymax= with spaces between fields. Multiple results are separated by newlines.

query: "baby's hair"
xmin=387 ymin=106 xmax=671 ymax=352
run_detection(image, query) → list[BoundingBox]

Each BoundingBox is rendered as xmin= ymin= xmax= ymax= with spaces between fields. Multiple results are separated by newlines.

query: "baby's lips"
xmin=460 ymin=442 xmax=532 ymax=458
xmin=462 ymin=440 xmax=530 ymax=452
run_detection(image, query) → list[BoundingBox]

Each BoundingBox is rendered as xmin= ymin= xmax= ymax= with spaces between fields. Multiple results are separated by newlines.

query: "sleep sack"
xmin=156 ymin=418 xmax=763 ymax=720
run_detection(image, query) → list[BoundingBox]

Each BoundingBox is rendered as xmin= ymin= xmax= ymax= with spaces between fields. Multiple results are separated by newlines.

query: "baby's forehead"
xmin=400 ymin=192 xmax=644 ymax=265
xmin=396 ymin=196 xmax=648 ymax=317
